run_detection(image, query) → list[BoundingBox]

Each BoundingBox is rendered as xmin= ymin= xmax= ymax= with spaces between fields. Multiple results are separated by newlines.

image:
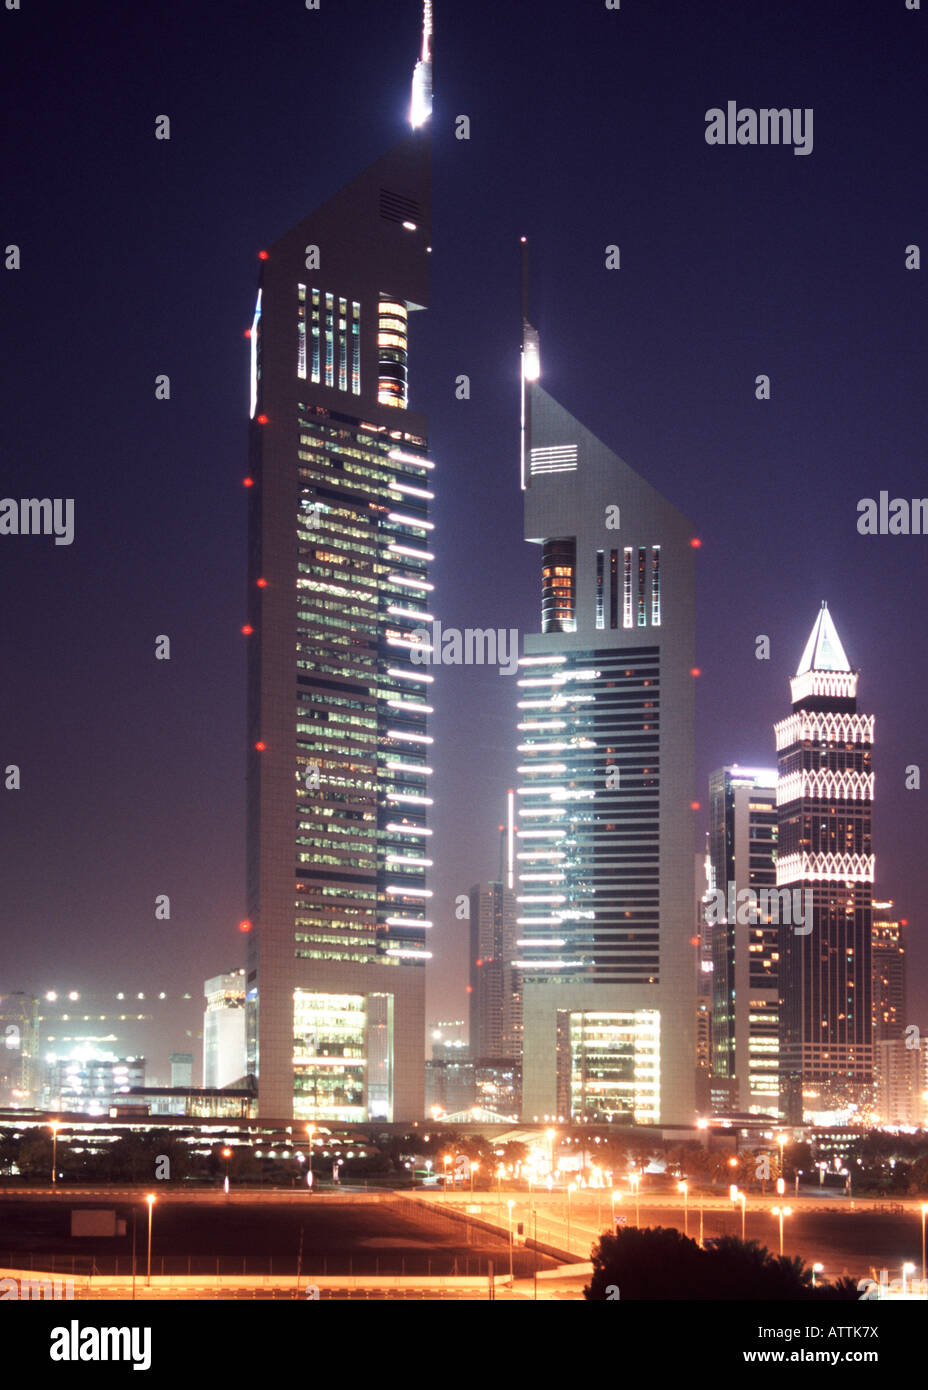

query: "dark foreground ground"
xmin=0 ymin=1193 xmax=559 ymax=1279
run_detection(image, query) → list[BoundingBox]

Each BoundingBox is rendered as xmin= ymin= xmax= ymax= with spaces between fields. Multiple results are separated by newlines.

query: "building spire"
xmin=796 ymin=600 xmax=852 ymax=676
xmin=409 ymin=0 xmax=433 ymax=128
xmin=519 ymin=236 xmax=540 ymax=490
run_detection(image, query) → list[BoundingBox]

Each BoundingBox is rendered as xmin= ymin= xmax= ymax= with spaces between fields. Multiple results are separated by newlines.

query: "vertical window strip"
xmin=609 ymin=550 xmax=618 ymax=629
xmin=651 ymin=545 xmax=661 ymax=626
xmin=338 ymin=296 xmax=348 ymax=392
xmin=595 ymin=550 xmax=604 ymax=629
xmin=311 ymin=289 xmax=321 ymax=384
xmin=351 ymin=301 xmax=361 ymax=395
xmin=637 ymin=547 xmax=647 ymax=626
xmin=297 ymin=284 xmax=307 ymax=380
xmin=623 ymin=548 xmax=633 ymax=628
xmin=324 ymin=292 xmax=334 ymax=388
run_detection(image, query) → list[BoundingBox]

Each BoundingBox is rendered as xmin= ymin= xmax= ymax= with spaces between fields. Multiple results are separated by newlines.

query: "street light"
xmin=771 ymin=1205 xmax=791 ymax=1257
xmin=736 ymin=1191 xmax=746 ymax=1242
xmin=145 ymin=1193 xmax=156 ymax=1287
xmin=921 ymin=1203 xmax=928 ymax=1283
xmin=903 ymin=1262 xmax=916 ymax=1297
xmin=628 ymin=1172 xmax=640 ymax=1227
xmin=221 ymin=1146 xmax=232 ymax=1194
xmin=677 ymin=1180 xmax=689 ymax=1237
xmin=507 ymin=1199 xmax=515 ymax=1285
xmin=49 ymin=1120 xmax=60 ymax=1185
xmin=470 ymin=1160 xmax=479 ymax=1193
xmin=567 ymin=1182 xmax=576 ymax=1251
xmin=776 ymin=1132 xmax=787 ymax=1185
xmin=812 ymin=1262 xmax=823 ymax=1288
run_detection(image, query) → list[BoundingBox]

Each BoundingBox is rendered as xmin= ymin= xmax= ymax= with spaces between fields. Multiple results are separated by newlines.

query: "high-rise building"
xmin=203 ymin=970 xmax=247 ymax=1089
xmin=245 ymin=11 xmax=433 ymax=1121
xmin=0 ymin=992 xmax=39 ymax=1107
xmin=774 ymin=603 xmax=874 ymax=1124
xmin=514 ymin=264 xmax=697 ymax=1125
xmin=469 ymin=882 xmax=521 ymax=1060
xmin=872 ymin=900 xmax=907 ymax=1044
xmin=707 ymin=766 xmax=779 ymax=1115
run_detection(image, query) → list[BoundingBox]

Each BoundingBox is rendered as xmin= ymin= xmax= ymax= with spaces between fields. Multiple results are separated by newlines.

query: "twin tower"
xmin=243 ymin=12 xmax=870 ymax=1127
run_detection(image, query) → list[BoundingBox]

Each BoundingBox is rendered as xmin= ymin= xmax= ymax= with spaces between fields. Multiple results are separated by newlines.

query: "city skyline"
xmin=1 ymin=0 xmax=926 ymax=1065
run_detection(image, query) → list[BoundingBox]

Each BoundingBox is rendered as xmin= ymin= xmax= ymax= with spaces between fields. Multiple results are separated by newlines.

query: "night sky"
xmin=1 ymin=0 xmax=925 ymax=1073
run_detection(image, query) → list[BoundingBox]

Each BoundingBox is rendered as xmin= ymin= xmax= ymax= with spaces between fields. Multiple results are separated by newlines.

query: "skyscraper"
xmin=469 ymin=881 xmax=521 ymax=1060
xmin=707 ymin=766 xmax=779 ymax=1115
xmin=245 ymin=10 xmax=433 ymax=1121
xmin=871 ymin=900 xmax=906 ymax=1044
xmin=514 ymin=264 xmax=697 ymax=1125
xmin=774 ymin=603 xmax=874 ymax=1124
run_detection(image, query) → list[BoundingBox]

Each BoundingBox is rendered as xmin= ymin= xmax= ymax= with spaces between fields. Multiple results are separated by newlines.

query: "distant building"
xmin=47 ymin=1056 xmax=146 ymax=1114
xmin=872 ymin=901 xmax=907 ymax=1044
xmin=874 ymin=1038 xmax=924 ymax=1127
xmin=469 ymin=883 xmax=520 ymax=1060
xmin=428 ymin=1019 xmax=468 ymax=1059
xmin=707 ymin=766 xmax=779 ymax=1115
xmin=775 ymin=604 xmax=874 ymax=1124
xmin=425 ymin=1057 xmax=475 ymax=1117
xmin=37 ymin=988 xmax=199 ymax=1090
xmin=474 ymin=1057 xmax=521 ymax=1117
xmin=203 ymin=970 xmax=247 ymax=1088
xmin=170 ymin=1053 xmax=194 ymax=1088
xmin=0 ymin=992 xmax=39 ymax=1106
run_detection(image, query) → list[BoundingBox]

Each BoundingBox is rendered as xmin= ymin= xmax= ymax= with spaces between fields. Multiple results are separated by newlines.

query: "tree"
xmin=585 ymin=1227 xmax=859 ymax=1300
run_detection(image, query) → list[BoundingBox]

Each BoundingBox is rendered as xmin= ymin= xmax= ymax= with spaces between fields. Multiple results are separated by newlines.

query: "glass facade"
xmin=515 ymin=647 xmax=661 ymax=985
xmin=568 ymin=1010 xmax=660 ymax=1123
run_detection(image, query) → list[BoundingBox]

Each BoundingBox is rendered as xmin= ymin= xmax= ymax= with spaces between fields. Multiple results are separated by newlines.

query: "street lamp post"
xmin=507 ymin=1199 xmax=515 ymax=1285
xmin=222 ymin=1146 xmax=232 ymax=1194
xmin=677 ymin=1180 xmax=689 ymax=1238
xmin=921 ymin=1203 xmax=928 ymax=1284
xmin=567 ymin=1183 xmax=576 ymax=1252
xmin=145 ymin=1193 xmax=156 ymax=1287
xmin=812 ymin=1262 xmax=823 ymax=1288
xmin=771 ymin=1205 xmax=791 ymax=1257
xmin=50 ymin=1120 xmax=60 ymax=1184
xmin=903 ymin=1262 xmax=916 ymax=1298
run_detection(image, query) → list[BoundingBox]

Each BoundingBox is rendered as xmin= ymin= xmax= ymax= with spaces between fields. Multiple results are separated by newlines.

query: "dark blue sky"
xmin=1 ymin=0 xmax=925 ymax=1065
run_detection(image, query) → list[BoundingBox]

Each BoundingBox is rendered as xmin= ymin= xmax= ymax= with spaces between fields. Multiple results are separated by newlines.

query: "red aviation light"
xmin=256 ymin=414 xmax=268 ymax=425
xmin=239 ymin=919 xmax=252 ymax=933
xmin=255 ymin=741 xmax=266 ymax=752
xmin=690 ymin=668 xmax=701 ymax=677
xmin=690 ymin=538 xmax=702 ymax=548
xmin=244 ymin=329 xmax=252 ymax=339
xmin=243 ymin=477 xmax=254 ymax=487
xmin=258 ymin=251 xmax=269 ymax=261
xmin=690 ymin=801 xmax=701 ymax=811
xmin=256 ymin=578 xmax=267 ymax=588
xmin=241 ymin=625 xmax=253 ymax=636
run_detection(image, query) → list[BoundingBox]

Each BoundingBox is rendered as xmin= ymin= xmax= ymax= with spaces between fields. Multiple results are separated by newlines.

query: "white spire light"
xmin=410 ymin=0 xmax=433 ymax=128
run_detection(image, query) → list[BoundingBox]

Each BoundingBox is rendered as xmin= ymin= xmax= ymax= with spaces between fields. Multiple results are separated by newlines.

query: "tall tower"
xmin=774 ymin=603 xmax=874 ymax=1124
xmin=707 ymin=767 xmax=779 ymax=1115
xmin=245 ymin=10 xmax=433 ymax=1121
xmin=469 ymin=881 xmax=521 ymax=1060
xmin=515 ymin=248 xmax=697 ymax=1126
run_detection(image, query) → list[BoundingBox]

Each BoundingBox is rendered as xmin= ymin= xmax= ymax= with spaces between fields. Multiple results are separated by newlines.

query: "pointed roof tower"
xmin=790 ymin=603 xmax=858 ymax=708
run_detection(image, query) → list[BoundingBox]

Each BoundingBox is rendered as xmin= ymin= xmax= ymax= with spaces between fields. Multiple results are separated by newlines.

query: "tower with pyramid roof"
xmin=774 ymin=604 xmax=874 ymax=1123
